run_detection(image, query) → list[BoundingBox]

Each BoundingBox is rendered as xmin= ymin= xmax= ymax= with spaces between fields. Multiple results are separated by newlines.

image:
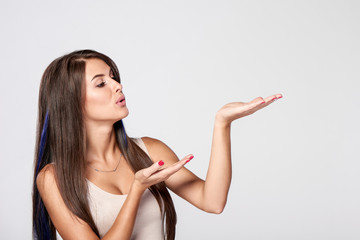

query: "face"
xmin=83 ymin=58 xmax=129 ymax=124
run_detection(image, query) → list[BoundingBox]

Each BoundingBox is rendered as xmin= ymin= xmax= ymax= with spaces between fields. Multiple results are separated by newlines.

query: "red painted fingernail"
xmin=272 ymin=98 xmax=277 ymax=101
xmin=158 ymin=160 xmax=164 ymax=166
xmin=260 ymin=101 xmax=265 ymax=104
xmin=277 ymin=96 xmax=282 ymax=99
xmin=186 ymin=155 xmax=194 ymax=163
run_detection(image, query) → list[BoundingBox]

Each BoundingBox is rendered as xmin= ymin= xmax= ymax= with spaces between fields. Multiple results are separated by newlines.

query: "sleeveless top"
xmin=87 ymin=138 xmax=164 ymax=239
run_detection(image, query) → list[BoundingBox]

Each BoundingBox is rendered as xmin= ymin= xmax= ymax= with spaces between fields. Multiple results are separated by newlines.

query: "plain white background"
xmin=0 ymin=0 xmax=359 ymax=239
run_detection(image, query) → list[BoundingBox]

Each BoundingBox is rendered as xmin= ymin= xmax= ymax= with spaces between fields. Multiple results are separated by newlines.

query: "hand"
xmin=132 ymin=154 xmax=194 ymax=192
xmin=215 ymin=93 xmax=283 ymax=127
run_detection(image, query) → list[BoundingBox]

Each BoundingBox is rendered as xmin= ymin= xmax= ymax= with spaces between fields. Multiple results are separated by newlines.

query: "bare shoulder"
xmin=141 ymin=136 xmax=168 ymax=148
xmin=141 ymin=137 xmax=180 ymax=165
xmin=36 ymin=163 xmax=56 ymax=193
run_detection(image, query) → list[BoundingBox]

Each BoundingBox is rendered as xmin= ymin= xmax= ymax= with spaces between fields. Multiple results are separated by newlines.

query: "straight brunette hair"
xmin=32 ymin=50 xmax=176 ymax=239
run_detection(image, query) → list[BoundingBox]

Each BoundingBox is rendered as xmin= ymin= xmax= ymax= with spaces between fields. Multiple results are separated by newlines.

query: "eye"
xmin=96 ymin=80 xmax=107 ymax=88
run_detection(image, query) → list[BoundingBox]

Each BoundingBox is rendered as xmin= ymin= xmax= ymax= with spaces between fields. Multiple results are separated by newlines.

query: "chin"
xmin=117 ymin=109 xmax=129 ymax=121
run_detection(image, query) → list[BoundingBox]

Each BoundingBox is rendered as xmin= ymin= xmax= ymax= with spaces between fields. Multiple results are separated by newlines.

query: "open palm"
xmin=215 ymin=94 xmax=283 ymax=126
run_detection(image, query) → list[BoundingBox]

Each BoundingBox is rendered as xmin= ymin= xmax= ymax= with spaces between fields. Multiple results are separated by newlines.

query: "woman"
xmin=32 ymin=49 xmax=282 ymax=240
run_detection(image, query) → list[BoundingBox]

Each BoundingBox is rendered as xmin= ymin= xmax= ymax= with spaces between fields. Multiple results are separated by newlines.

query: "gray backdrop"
xmin=0 ymin=0 xmax=359 ymax=239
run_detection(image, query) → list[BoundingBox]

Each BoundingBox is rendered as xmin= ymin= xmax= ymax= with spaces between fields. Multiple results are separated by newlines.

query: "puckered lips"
xmin=116 ymin=95 xmax=126 ymax=106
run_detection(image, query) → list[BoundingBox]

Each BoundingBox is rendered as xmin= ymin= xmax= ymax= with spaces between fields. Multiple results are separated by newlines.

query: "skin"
xmin=37 ymin=58 xmax=283 ymax=240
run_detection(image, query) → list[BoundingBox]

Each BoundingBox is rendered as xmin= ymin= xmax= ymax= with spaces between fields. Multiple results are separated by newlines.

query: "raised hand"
xmin=133 ymin=154 xmax=194 ymax=192
xmin=215 ymin=93 xmax=283 ymax=127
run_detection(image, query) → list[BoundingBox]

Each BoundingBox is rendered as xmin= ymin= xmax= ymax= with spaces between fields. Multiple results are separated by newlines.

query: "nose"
xmin=113 ymin=80 xmax=123 ymax=93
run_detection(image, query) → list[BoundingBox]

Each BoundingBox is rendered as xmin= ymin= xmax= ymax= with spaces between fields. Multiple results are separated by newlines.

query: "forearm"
xmin=102 ymin=183 xmax=145 ymax=240
xmin=203 ymin=118 xmax=232 ymax=213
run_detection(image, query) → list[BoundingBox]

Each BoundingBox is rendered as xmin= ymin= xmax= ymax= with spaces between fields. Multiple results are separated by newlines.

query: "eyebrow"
xmin=91 ymin=69 xmax=113 ymax=81
xmin=91 ymin=74 xmax=105 ymax=81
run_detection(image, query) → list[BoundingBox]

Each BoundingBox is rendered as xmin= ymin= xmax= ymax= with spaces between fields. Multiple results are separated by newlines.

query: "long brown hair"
xmin=32 ymin=50 xmax=176 ymax=240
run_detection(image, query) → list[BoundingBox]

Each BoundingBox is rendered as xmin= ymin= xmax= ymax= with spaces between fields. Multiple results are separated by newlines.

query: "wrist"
xmin=130 ymin=180 xmax=147 ymax=195
xmin=214 ymin=115 xmax=231 ymax=129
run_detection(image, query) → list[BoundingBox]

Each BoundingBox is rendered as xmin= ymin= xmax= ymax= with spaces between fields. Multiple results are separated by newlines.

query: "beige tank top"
xmin=87 ymin=138 xmax=164 ymax=239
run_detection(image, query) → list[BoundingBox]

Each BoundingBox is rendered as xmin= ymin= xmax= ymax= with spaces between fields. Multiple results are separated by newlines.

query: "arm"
xmin=37 ymin=156 xmax=192 ymax=240
xmin=143 ymin=93 xmax=283 ymax=214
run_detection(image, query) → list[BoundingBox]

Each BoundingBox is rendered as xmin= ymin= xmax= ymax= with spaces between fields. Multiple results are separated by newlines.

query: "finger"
xmin=253 ymin=93 xmax=283 ymax=109
xmin=152 ymin=155 xmax=194 ymax=180
xmin=263 ymin=93 xmax=283 ymax=105
xmin=248 ymin=97 xmax=265 ymax=108
xmin=142 ymin=160 xmax=165 ymax=178
xmin=275 ymin=93 xmax=283 ymax=99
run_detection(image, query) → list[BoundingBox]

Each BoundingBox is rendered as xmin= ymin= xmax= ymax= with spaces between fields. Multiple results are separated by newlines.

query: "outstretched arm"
xmin=143 ymin=93 xmax=283 ymax=213
xmin=203 ymin=93 xmax=283 ymax=212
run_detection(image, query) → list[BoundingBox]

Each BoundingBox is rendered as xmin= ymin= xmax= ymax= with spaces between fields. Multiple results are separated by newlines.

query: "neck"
xmin=85 ymin=120 xmax=120 ymax=165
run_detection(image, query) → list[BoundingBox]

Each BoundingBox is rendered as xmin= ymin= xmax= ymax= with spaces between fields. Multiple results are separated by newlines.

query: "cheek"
xmin=84 ymin=90 xmax=112 ymax=118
